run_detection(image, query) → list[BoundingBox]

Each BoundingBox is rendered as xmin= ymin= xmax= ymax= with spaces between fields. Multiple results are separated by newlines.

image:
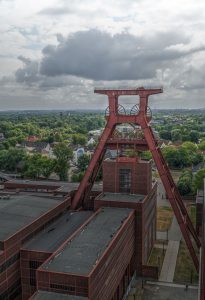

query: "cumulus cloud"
xmin=39 ymin=29 xmax=204 ymax=81
xmin=171 ymin=65 xmax=205 ymax=90
xmin=14 ymin=54 xmax=88 ymax=92
xmin=14 ymin=28 xmax=205 ymax=92
xmin=38 ymin=7 xmax=72 ymax=16
xmin=15 ymin=56 xmax=39 ymax=84
xmin=10 ymin=28 xmax=205 ymax=110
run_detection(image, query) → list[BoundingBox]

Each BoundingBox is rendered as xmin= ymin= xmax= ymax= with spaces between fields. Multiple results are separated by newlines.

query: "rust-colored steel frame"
xmin=200 ymin=184 xmax=205 ymax=299
xmin=71 ymin=87 xmax=201 ymax=271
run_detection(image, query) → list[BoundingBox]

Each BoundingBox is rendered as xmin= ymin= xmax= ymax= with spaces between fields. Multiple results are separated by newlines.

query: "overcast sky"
xmin=0 ymin=0 xmax=205 ymax=110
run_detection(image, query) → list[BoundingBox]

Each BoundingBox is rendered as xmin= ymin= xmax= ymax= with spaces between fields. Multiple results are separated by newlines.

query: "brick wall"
xmin=103 ymin=158 xmax=152 ymax=195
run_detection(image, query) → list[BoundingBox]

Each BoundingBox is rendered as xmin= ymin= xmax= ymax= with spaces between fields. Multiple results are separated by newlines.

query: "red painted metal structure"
xmin=71 ymin=87 xmax=201 ymax=271
xmin=200 ymin=185 xmax=205 ymax=299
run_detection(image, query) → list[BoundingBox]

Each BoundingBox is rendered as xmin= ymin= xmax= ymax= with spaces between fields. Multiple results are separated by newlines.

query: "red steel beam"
xmin=200 ymin=185 xmax=205 ymax=299
xmin=94 ymin=87 xmax=163 ymax=96
xmin=71 ymin=120 xmax=115 ymax=209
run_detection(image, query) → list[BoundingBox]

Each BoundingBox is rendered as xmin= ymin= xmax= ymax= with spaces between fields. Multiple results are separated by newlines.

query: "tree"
xmin=124 ymin=149 xmax=138 ymax=157
xmin=171 ymin=129 xmax=182 ymax=142
xmin=0 ymin=150 xmax=8 ymax=170
xmin=159 ymin=130 xmax=171 ymax=140
xmin=162 ymin=146 xmax=191 ymax=169
xmin=77 ymin=154 xmax=90 ymax=172
xmin=0 ymin=148 xmax=26 ymax=172
xmin=23 ymin=154 xmax=44 ymax=179
xmin=177 ymin=171 xmax=193 ymax=195
xmin=7 ymin=137 xmax=18 ymax=147
xmin=40 ymin=157 xmax=55 ymax=178
xmin=191 ymin=153 xmax=204 ymax=166
xmin=53 ymin=142 xmax=73 ymax=181
xmin=181 ymin=142 xmax=197 ymax=153
xmin=140 ymin=150 xmax=152 ymax=160
xmin=71 ymin=171 xmax=85 ymax=182
xmin=193 ymin=169 xmax=205 ymax=192
xmin=23 ymin=154 xmax=55 ymax=179
xmin=189 ymin=130 xmax=199 ymax=143
xmin=198 ymin=140 xmax=205 ymax=150
xmin=72 ymin=134 xmax=87 ymax=146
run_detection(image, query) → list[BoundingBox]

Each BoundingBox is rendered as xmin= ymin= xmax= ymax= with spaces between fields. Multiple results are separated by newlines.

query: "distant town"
xmin=0 ymin=109 xmax=204 ymax=196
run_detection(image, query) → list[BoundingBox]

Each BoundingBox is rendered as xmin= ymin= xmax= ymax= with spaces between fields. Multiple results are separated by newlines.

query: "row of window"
xmin=50 ymin=283 xmax=75 ymax=292
xmin=29 ymin=260 xmax=42 ymax=286
xmin=0 ymin=279 xmax=21 ymax=300
xmin=119 ymin=169 xmax=131 ymax=193
xmin=0 ymin=253 xmax=19 ymax=274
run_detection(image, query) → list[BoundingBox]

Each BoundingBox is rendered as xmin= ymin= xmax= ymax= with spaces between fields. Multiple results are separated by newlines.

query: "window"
xmin=0 ymin=253 xmax=19 ymax=273
xmin=29 ymin=260 xmax=42 ymax=286
xmin=50 ymin=283 xmax=75 ymax=292
xmin=119 ymin=169 xmax=131 ymax=193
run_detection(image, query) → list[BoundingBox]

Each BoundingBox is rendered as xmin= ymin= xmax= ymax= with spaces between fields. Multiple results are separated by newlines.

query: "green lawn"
xmin=157 ymin=206 xmax=173 ymax=231
xmin=188 ymin=205 xmax=196 ymax=227
xmin=148 ymin=247 xmax=165 ymax=273
xmin=174 ymin=241 xmax=198 ymax=284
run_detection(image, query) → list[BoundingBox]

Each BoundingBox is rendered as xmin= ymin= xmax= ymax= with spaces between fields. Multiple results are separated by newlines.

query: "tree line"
xmin=0 ymin=143 xmax=73 ymax=181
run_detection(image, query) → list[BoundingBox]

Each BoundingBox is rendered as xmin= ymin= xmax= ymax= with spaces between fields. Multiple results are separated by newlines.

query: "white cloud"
xmin=0 ymin=0 xmax=205 ymax=109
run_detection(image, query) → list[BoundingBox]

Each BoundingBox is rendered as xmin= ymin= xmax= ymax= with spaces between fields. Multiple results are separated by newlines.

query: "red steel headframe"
xmin=71 ymin=87 xmax=201 ymax=271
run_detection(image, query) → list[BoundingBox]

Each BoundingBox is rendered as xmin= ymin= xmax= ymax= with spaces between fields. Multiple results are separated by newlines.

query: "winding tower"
xmin=71 ymin=87 xmax=201 ymax=271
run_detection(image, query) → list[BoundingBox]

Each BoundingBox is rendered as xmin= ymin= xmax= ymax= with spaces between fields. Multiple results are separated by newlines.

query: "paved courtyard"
xmin=144 ymin=282 xmax=198 ymax=300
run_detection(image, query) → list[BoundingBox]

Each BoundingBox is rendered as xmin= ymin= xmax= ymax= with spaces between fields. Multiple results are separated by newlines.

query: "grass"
xmin=174 ymin=241 xmax=198 ymax=284
xmin=148 ymin=247 xmax=165 ymax=273
xmin=188 ymin=205 xmax=196 ymax=227
xmin=157 ymin=206 xmax=173 ymax=231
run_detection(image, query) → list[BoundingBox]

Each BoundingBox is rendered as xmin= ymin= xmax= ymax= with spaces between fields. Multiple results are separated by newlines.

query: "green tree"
xmin=124 ymin=149 xmax=138 ymax=157
xmin=141 ymin=150 xmax=152 ymax=160
xmin=181 ymin=142 xmax=197 ymax=153
xmin=159 ymin=130 xmax=171 ymax=140
xmin=0 ymin=150 xmax=8 ymax=170
xmin=23 ymin=154 xmax=43 ymax=179
xmin=53 ymin=142 xmax=73 ymax=181
xmin=23 ymin=154 xmax=55 ymax=179
xmin=77 ymin=154 xmax=90 ymax=172
xmin=162 ymin=146 xmax=191 ymax=169
xmin=171 ymin=129 xmax=182 ymax=142
xmin=177 ymin=171 xmax=193 ymax=195
xmin=40 ymin=157 xmax=55 ymax=178
xmin=189 ymin=130 xmax=199 ymax=143
xmin=191 ymin=153 xmax=204 ymax=166
xmin=0 ymin=148 xmax=26 ymax=172
xmin=198 ymin=140 xmax=205 ymax=150
xmin=7 ymin=137 xmax=18 ymax=147
xmin=71 ymin=171 xmax=85 ymax=182
xmin=193 ymin=169 xmax=205 ymax=192
xmin=72 ymin=134 xmax=87 ymax=146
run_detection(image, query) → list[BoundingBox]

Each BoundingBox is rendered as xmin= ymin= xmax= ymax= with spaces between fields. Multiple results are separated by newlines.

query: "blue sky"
xmin=0 ymin=0 xmax=205 ymax=110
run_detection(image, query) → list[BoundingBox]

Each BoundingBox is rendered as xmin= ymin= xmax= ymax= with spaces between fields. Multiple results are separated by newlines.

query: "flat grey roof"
xmin=42 ymin=207 xmax=133 ymax=275
xmin=6 ymin=179 xmax=102 ymax=192
xmin=0 ymin=194 xmax=64 ymax=241
xmin=7 ymin=179 xmax=65 ymax=187
xmin=23 ymin=211 xmax=92 ymax=252
xmin=32 ymin=291 xmax=87 ymax=300
xmin=98 ymin=192 xmax=145 ymax=203
xmin=56 ymin=183 xmax=102 ymax=193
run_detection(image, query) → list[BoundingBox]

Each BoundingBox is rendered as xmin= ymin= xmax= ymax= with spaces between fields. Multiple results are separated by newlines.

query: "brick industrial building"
xmin=2 ymin=86 xmax=200 ymax=299
xmin=0 ymin=155 xmax=157 ymax=300
xmin=0 ymin=193 xmax=71 ymax=299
